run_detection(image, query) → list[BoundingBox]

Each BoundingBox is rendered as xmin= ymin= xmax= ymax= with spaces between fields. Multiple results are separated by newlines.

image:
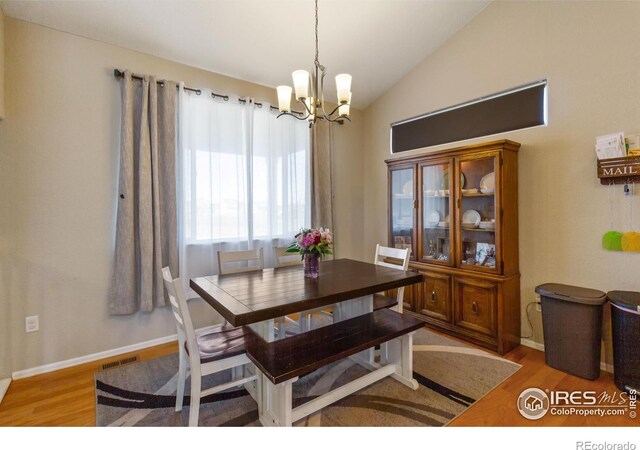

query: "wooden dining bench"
xmin=245 ymin=308 xmax=424 ymax=426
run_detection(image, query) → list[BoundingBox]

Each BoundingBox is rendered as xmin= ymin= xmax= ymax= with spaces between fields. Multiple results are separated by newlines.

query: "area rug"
xmin=95 ymin=327 xmax=520 ymax=427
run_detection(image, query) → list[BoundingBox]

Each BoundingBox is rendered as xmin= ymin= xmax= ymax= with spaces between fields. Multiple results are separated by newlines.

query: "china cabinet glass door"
xmin=421 ymin=161 xmax=454 ymax=265
xmin=457 ymin=155 xmax=500 ymax=273
xmin=390 ymin=166 xmax=416 ymax=259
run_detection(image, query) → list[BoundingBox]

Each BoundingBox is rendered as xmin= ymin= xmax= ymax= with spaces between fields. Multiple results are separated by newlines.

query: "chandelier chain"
xmin=314 ymin=0 xmax=324 ymax=70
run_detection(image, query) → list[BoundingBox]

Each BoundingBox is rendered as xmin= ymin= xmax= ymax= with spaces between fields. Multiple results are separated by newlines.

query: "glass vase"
xmin=303 ymin=253 xmax=320 ymax=278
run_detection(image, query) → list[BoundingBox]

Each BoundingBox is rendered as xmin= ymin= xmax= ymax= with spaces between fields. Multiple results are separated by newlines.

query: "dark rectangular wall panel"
xmin=391 ymin=81 xmax=546 ymax=153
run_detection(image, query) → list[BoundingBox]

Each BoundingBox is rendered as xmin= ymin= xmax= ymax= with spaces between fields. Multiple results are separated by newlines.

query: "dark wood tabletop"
xmin=190 ymin=258 xmax=423 ymax=326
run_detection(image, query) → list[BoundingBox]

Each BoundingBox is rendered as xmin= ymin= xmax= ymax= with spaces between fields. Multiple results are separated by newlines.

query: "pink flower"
xmin=302 ymin=234 xmax=315 ymax=248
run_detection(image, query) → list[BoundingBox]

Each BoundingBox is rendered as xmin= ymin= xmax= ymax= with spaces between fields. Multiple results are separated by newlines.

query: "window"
xmin=178 ymin=87 xmax=310 ymax=278
xmin=391 ymin=80 xmax=547 ymax=153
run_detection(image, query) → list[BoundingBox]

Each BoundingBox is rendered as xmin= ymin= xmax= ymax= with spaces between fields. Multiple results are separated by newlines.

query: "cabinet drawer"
xmin=418 ymin=271 xmax=451 ymax=322
xmin=454 ymin=277 xmax=497 ymax=336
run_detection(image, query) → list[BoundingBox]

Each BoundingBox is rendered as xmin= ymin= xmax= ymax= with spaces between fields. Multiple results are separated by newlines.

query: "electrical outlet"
xmin=25 ymin=315 xmax=39 ymax=333
xmin=535 ymin=294 xmax=542 ymax=312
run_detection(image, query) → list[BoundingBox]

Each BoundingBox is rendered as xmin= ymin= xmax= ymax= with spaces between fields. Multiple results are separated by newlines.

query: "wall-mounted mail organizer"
xmin=597 ymin=155 xmax=640 ymax=185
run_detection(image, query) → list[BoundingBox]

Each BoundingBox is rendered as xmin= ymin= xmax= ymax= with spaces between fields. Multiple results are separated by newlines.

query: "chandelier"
xmin=276 ymin=0 xmax=352 ymax=125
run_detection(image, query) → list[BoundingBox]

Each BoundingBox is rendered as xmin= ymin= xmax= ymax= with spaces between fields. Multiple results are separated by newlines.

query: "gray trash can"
xmin=606 ymin=291 xmax=640 ymax=393
xmin=535 ymin=283 xmax=607 ymax=380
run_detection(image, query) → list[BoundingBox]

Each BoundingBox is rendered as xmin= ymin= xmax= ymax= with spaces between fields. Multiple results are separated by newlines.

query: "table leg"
xmin=334 ymin=295 xmax=375 ymax=367
xmin=248 ymin=319 xmax=276 ymax=415
xmin=259 ymin=377 xmax=297 ymax=427
xmin=386 ymin=332 xmax=419 ymax=390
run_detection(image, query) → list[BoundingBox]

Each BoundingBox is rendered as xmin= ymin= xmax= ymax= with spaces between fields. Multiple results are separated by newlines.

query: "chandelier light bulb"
xmin=338 ymin=92 xmax=352 ymax=117
xmin=335 ymin=74 xmax=352 ymax=104
xmin=277 ymin=85 xmax=293 ymax=112
xmin=292 ymin=70 xmax=310 ymax=100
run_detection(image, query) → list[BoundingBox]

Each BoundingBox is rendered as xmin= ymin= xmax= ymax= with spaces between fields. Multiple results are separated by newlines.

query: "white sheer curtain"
xmin=177 ymin=85 xmax=310 ymax=290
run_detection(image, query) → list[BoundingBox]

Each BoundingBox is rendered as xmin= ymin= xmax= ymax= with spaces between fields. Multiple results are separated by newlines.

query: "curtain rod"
xmin=113 ymin=69 xmax=306 ymax=117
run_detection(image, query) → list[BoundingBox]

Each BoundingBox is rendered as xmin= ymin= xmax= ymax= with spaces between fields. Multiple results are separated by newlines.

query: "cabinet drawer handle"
xmin=472 ymin=301 xmax=479 ymax=314
xmin=431 ymin=291 xmax=436 ymax=303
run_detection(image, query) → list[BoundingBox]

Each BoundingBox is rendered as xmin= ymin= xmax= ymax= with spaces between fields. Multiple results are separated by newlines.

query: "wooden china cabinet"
xmin=386 ymin=139 xmax=520 ymax=355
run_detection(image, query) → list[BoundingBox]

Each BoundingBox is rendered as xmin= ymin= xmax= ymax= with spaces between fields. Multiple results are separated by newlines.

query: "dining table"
xmin=190 ymin=257 xmax=424 ymax=426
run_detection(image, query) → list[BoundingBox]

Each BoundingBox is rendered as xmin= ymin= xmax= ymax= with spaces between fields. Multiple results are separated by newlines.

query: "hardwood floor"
xmin=449 ymin=343 xmax=636 ymax=426
xmin=0 ymin=341 xmax=178 ymax=426
xmin=0 ymin=329 xmax=636 ymax=427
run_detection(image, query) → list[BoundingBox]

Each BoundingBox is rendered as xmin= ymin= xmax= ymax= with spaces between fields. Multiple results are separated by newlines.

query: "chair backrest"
xmin=162 ymin=267 xmax=199 ymax=368
xmin=373 ymin=244 xmax=411 ymax=312
xmin=274 ymin=246 xmax=303 ymax=268
xmin=218 ymin=248 xmax=264 ymax=275
xmin=374 ymin=244 xmax=411 ymax=270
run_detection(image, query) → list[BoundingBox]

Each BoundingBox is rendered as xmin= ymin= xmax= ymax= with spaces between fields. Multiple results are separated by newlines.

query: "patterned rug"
xmin=95 ymin=327 xmax=520 ymax=426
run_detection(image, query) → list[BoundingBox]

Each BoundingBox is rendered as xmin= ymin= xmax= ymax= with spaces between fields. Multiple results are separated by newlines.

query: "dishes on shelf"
xmin=480 ymin=188 xmax=495 ymax=194
xmin=479 ymin=220 xmax=495 ymax=230
xmin=462 ymin=222 xmax=478 ymax=229
xmin=437 ymin=221 xmax=449 ymax=228
xmin=462 ymin=188 xmax=479 ymax=195
xmin=402 ymin=180 xmax=413 ymax=195
xmin=480 ymin=172 xmax=495 ymax=191
xmin=438 ymin=189 xmax=450 ymax=196
xmin=426 ymin=210 xmax=440 ymax=226
xmin=439 ymin=170 xmax=466 ymax=190
xmin=462 ymin=209 xmax=481 ymax=227
xmin=425 ymin=189 xmax=437 ymax=197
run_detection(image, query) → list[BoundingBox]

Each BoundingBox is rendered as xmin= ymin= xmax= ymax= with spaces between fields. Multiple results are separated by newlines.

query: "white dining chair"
xmin=373 ymin=244 xmax=411 ymax=313
xmin=162 ymin=267 xmax=257 ymax=427
xmin=274 ymin=245 xmax=303 ymax=268
xmin=372 ymin=245 xmax=411 ymax=364
xmin=217 ymin=248 xmax=264 ymax=275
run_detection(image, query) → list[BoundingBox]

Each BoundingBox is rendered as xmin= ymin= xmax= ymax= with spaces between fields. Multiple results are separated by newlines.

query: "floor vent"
xmin=99 ymin=355 xmax=139 ymax=371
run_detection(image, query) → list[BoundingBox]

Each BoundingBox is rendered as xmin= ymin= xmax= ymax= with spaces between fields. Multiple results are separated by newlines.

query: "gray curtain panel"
xmin=111 ymin=71 xmax=178 ymax=315
xmin=311 ymin=118 xmax=334 ymax=237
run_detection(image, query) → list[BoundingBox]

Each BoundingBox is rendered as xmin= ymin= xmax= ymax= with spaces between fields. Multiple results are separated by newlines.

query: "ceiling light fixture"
xmin=276 ymin=0 xmax=352 ymax=125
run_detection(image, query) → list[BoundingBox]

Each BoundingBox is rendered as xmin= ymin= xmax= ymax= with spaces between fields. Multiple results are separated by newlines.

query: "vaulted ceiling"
xmin=0 ymin=0 xmax=490 ymax=108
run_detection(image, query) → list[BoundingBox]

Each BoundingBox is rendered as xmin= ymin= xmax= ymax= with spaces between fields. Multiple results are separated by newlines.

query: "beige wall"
xmin=0 ymin=7 xmax=10 ymax=380
xmin=0 ymin=7 xmax=6 ymax=119
xmin=363 ymin=0 xmax=640 ymax=360
xmin=333 ymin=109 xmax=365 ymax=262
xmin=0 ymin=17 xmax=364 ymax=372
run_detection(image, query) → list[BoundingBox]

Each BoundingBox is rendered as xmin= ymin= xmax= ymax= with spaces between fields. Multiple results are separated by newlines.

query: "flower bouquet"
xmin=286 ymin=227 xmax=333 ymax=278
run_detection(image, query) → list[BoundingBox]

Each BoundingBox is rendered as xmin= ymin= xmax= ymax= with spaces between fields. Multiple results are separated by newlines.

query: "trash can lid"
xmin=535 ymin=283 xmax=607 ymax=305
xmin=607 ymin=291 xmax=640 ymax=313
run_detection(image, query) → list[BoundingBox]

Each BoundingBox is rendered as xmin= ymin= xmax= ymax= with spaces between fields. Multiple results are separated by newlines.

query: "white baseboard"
xmin=520 ymin=338 xmax=545 ymax=352
xmin=600 ymin=362 xmax=615 ymax=374
xmin=0 ymin=378 xmax=11 ymax=405
xmin=520 ymin=338 xmax=613 ymax=374
xmin=11 ymin=324 xmax=220 ymax=380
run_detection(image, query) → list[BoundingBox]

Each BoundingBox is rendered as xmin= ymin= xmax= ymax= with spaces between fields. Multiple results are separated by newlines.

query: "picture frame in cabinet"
xmin=476 ymin=243 xmax=496 ymax=267
xmin=394 ymin=235 xmax=412 ymax=250
xmin=463 ymin=240 xmax=477 ymax=265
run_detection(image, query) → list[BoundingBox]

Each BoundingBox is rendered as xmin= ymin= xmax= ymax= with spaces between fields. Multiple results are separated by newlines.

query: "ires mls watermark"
xmin=517 ymin=387 xmax=637 ymax=420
